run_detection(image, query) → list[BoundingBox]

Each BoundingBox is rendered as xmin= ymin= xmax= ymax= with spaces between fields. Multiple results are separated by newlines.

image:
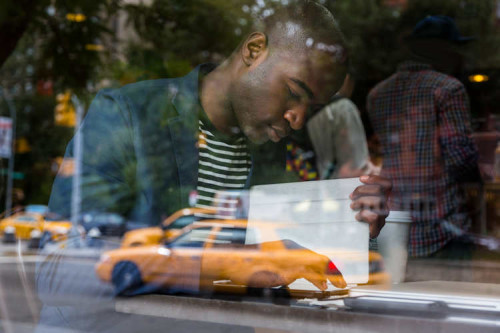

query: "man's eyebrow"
xmin=290 ymin=78 xmax=314 ymax=99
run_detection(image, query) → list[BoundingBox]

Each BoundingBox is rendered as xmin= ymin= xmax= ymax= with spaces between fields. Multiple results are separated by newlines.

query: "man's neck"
xmin=200 ymin=61 xmax=239 ymax=135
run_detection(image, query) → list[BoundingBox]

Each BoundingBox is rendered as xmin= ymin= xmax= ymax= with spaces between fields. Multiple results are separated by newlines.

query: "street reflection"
xmin=0 ymin=0 xmax=499 ymax=333
xmin=95 ymin=220 xmax=351 ymax=296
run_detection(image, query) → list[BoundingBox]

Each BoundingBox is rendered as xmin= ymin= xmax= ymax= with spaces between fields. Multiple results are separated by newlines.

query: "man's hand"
xmin=350 ymin=175 xmax=392 ymax=238
xmin=244 ymin=240 xmax=347 ymax=290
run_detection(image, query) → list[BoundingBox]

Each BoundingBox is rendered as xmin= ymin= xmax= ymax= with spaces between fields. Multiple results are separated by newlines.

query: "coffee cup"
xmin=376 ymin=211 xmax=412 ymax=283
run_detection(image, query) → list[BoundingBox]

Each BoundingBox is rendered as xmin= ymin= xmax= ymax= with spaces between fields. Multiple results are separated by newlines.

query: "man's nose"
xmin=284 ymin=107 xmax=306 ymax=130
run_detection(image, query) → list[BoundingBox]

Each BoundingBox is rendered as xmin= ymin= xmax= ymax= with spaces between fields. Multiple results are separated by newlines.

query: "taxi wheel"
xmin=198 ymin=279 xmax=215 ymax=299
xmin=112 ymin=261 xmax=142 ymax=295
xmin=39 ymin=231 xmax=52 ymax=249
xmin=2 ymin=232 xmax=16 ymax=244
xmin=247 ymin=271 xmax=284 ymax=298
xmin=247 ymin=286 xmax=273 ymax=298
xmin=247 ymin=271 xmax=283 ymax=288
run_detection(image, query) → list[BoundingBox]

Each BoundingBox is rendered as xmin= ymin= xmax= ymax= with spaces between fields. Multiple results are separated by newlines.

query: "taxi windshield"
xmin=14 ymin=216 xmax=38 ymax=222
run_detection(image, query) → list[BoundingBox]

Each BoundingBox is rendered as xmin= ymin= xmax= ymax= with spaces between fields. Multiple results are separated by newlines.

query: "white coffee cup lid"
xmin=386 ymin=210 xmax=412 ymax=223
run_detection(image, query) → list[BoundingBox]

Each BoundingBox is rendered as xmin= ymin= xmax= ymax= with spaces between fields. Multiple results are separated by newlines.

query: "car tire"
xmin=247 ymin=271 xmax=285 ymax=299
xmin=247 ymin=271 xmax=283 ymax=288
xmin=38 ymin=231 xmax=52 ymax=249
xmin=111 ymin=261 xmax=142 ymax=296
xmin=198 ymin=279 xmax=216 ymax=299
xmin=247 ymin=285 xmax=273 ymax=298
xmin=2 ymin=232 xmax=16 ymax=244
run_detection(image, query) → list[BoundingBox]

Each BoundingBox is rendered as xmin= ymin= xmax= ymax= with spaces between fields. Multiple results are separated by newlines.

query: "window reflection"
xmin=0 ymin=0 xmax=499 ymax=333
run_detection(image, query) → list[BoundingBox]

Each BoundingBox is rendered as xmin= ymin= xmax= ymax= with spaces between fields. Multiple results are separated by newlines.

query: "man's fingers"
xmin=348 ymin=175 xmax=391 ymax=238
xmin=326 ymin=260 xmax=347 ymax=288
xmin=350 ymin=184 xmax=384 ymax=199
xmin=306 ymin=277 xmax=328 ymax=291
xmin=350 ymin=196 xmax=387 ymax=212
xmin=355 ymin=210 xmax=385 ymax=238
xmin=359 ymin=175 xmax=392 ymax=191
xmin=327 ymin=274 xmax=347 ymax=289
xmin=306 ymin=273 xmax=347 ymax=290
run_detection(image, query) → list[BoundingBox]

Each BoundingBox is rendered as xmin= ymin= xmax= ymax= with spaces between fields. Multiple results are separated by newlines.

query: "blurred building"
xmin=497 ymin=0 xmax=500 ymax=25
xmin=109 ymin=0 xmax=153 ymax=62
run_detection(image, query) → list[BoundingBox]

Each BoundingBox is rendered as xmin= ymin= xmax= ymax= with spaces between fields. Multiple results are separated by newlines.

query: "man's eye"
xmin=287 ymin=85 xmax=301 ymax=101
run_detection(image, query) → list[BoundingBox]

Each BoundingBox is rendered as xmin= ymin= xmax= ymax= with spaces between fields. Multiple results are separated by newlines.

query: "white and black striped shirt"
xmin=195 ymin=119 xmax=251 ymax=218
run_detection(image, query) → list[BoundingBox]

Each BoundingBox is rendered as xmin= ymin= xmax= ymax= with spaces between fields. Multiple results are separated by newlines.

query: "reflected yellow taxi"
xmin=96 ymin=220 xmax=388 ymax=295
xmin=0 ymin=212 xmax=72 ymax=242
xmin=120 ymin=207 xmax=216 ymax=247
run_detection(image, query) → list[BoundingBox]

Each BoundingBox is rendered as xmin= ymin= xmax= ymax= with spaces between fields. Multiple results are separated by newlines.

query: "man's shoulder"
xmin=418 ymin=69 xmax=463 ymax=89
xmin=369 ymin=69 xmax=464 ymax=96
xmin=325 ymin=98 xmax=358 ymax=117
xmin=91 ymin=77 xmax=183 ymax=107
xmin=367 ymin=73 xmax=398 ymax=98
xmin=104 ymin=65 xmax=201 ymax=102
xmin=91 ymin=68 xmax=201 ymax=121
xmin=117 ymin=77 xmax=184 ymax=101
xmin=331 ymin=97 xmax=357 ymax=110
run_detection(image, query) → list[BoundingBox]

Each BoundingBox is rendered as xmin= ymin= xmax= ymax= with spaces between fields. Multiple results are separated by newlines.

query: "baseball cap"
xmin=408 ymin=15 xmax=475 ymax=44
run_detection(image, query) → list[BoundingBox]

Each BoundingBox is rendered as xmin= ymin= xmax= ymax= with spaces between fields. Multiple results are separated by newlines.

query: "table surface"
xmin=114 ymin=290 xmax=499 ymax=333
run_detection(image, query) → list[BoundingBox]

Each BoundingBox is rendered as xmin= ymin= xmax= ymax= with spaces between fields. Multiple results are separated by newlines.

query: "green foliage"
xmin=115 ymin=0 xmax=253 ymax=80
xmin=0 ymin=93 xmax=75 ymax=207
xmin=31 ymin=0 xmax=121 ymax=92
xmin=326 ymin=0 xmax=403 ymax=81
xmin=0 ymin=0 xmax=119 ymax=209
xmin=325 ymin=0 xmax=500 ymax=81
xmin=125 ymin=0 xmax=245 ymax=62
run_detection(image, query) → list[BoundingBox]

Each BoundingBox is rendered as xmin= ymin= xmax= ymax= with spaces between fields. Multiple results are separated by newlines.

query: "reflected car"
xmin=120 ymin=207 xmax=216 ymax=247
xmin=96 ymin=221 xmax=353 ymax=295
xmin=0 ymin=212 xmax=71 ymax=243
xmin=79 ymin=212 xmax=128 ymax=237
xmin=24 ymin=204 xmax=49 ymax=215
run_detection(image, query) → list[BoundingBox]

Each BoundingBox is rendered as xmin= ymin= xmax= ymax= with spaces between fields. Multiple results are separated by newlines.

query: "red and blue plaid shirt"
xmin=367 ymin=61 xmax=479 ymax=257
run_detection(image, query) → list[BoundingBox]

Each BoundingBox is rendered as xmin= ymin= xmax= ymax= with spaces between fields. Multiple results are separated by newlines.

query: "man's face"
xmin=228 ymin=49 xmax=345 ymax=144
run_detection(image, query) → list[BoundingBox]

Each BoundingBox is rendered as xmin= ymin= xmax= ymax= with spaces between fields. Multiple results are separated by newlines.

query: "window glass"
xmin=166 ymin=215 xmax=200 ymax=230
xmin=15 ymin=216 xmax=37 ymax=222
xmin=212 ymin=227 xmax=248 ymax=248
xmin=0 ymin=0 xmax=498 ymax=332
xmin=168 ymin=227 xmax=212 ymax=248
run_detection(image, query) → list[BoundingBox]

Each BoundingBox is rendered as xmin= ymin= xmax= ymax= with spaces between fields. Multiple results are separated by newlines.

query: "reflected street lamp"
xmin=0 ymin=87 xmax=16 ymax=217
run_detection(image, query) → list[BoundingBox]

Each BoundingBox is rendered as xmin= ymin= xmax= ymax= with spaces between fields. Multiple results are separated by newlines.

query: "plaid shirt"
xmin=367 ymin=61 xmax=479 ymax=257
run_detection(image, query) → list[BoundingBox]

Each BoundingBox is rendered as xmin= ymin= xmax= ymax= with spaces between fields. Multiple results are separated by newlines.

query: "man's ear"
xmin=241 ymin=32 xmax=268 ymax=66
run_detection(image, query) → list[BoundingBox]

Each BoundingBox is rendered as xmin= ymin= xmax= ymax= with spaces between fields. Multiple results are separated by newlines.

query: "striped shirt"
xmin=195 ymin=118 xmax=252 ymax=219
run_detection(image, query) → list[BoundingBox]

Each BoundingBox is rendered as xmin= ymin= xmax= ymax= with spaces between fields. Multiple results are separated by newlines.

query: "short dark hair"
xmin=254 ymin=0 xmax=348 ymax=64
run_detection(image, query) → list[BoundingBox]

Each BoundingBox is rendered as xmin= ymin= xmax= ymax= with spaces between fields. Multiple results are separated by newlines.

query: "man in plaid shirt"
xmin=367 ymin=16 xmax=479 ymax=257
